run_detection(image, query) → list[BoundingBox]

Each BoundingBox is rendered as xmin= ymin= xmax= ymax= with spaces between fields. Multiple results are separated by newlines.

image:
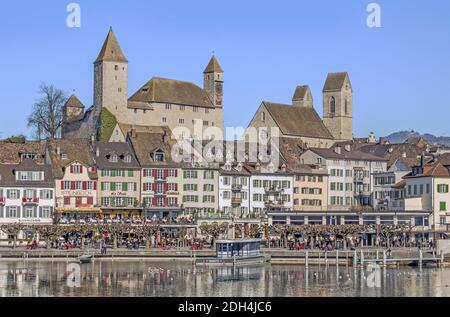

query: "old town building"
xmin=46 ymin=139 xmax=99 ymax=222
xmin=95 ymin=142 xmax=142 ymax=219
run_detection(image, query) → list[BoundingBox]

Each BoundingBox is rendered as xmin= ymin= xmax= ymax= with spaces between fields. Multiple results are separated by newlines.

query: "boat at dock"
xmin=194 ymin=239 xmax=271 ymax=266
xmin=79 ymin=255 xmax=93 ymax=264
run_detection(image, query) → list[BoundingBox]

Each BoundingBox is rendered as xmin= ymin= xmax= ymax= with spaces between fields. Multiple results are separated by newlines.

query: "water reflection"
xmin=0 ymin=260 xmax=449 ymax=297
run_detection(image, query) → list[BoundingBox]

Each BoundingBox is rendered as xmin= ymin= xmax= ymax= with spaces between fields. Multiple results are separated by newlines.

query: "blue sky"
xmin=0 ymin=0 xmax=449 ymax=139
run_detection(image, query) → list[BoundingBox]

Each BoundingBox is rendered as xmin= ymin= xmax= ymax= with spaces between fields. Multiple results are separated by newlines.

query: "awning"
xmin=56 ymin=208 xmax=102 ymax=214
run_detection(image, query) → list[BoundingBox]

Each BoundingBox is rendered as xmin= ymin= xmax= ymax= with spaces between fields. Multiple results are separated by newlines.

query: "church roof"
xmin=65 ymin=95 xmax=84 ymax=109
xmin=95 ymin=28 xmax=128 ymax=63
xmin=323 ymin=72 xmax=351 ymax=92
xmin=129 ymin=77 xmax=214 ymax=108
xmin=204 ymin=56 xmax=223 ymax=73
xmin=263 ymin=102 xmax=334 ymax=140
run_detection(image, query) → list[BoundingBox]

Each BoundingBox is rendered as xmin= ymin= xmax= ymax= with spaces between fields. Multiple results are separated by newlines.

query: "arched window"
xmin=330 ymin=97 xmax=336 ymax=115
xmin=261 ymin=112 xmax=266 ymax=122
xmin=345 ymin=99 xmax=348 ymax=115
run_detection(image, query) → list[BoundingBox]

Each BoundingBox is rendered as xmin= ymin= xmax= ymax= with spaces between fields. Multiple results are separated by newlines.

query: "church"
xmin=247 ymin=72 xmax=354 ymax=149
xmin=62 ymin=27 xmax=225 ymax=142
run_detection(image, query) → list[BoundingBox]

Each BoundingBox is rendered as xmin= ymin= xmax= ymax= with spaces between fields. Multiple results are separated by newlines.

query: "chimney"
xmin=131 ymin=128 xmax=137 ymax=138
xmin=96 ymin=147 xmax=100 ymax=158
xmin=255 ymin=162 xmax=261 ymax=172
xmin=334 ymin=146 xmax=342 ymax=155
xmin=402 ymin=152 xmax=407 ymax=158
xmin=90 ymin=134 xmax=96 ymax=147
xmin=56 ymin=146 xmax=61 ymax=156
xmin=281 ymin=164 xmax=287 ymax=172
xmin=344 ymin=144 xmax=351 ymax=152
xmin=163 ymin=130 xmax=169 ymax=143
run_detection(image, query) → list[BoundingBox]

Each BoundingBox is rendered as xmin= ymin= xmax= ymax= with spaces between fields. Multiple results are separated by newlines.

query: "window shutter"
xmin=111 ymin=182 xmax=116 ymax=191
xmin=447 ymin=185 xmax=449 ymax=193
xmin=70 ymin=165 xmax=74 ymax=173
xmin=101 ymin=182 xmax=104 ymax=191
xmin=82 ymin=182 xmax=87 ymax=190
xmin=152 ymin=169 xmax=158 ymax=178
xmin=164 ymin=198 xmax=168 ymax=206
xmin=164 ymin=169 xmax=169 ymax=179
xmin=123 ymin=183 xmax=128 ymax=191
xmin=175 ymin=184 xmax=178 ymax=192
xmin=61 ymin=181 xmax=64 ymax=189
xmin=164 ymin=184 xmax=169 ymax=192
xmin=152 ymin=184 xmax=157 ymax=192
xmin=71 ymin=182 xmax=75 ymax=190
xmin=93 ymin=182 xmax=97 ymax=190
xmin=80 ymin=165 xmax=83 ymax=174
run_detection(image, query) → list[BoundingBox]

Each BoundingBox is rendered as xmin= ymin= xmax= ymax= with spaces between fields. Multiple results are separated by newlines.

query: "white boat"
xmin=79 ymin=255 xmax=93 ymax=264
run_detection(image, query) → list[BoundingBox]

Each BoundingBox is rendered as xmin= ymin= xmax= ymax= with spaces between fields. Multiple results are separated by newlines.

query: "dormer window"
xmin=20 ymin=153 xmax=38 ymax=161
xmin=110 ymin=155 xmax=118 ymax=163
xmin=152 ymin=150 xmax=165 ymax=162
xmin=61 ymin=154 xmax=68 ymax=160
xmin=71 ymin=164 xmax=83 ymax=174
xmin=124 ymin=155 xmax=131 ymax=163
xmin=224 ymin=163 xmax=232 ymax=171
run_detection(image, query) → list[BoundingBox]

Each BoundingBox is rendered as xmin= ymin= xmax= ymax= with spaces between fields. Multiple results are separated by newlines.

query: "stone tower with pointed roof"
xmin=322 ymin=72 xmax=353 ymax=141
xmin=94 ymin=27 xmax=129 ymax=118
xmin=63 ymin=95 xmax=85 ymax=124
xmin=203 ymin=56 xmax=224 ymax=108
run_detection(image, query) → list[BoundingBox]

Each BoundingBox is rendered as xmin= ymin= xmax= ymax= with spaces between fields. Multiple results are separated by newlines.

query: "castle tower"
xmin=292 ymin=85 xmax=313 ymax=108
xmin=94 ymin=27 xmax=128 ymax=118
xmin=63 ymin=95 xmax=85 ymax=124
xmin=203 ymin=56 xmax=224 ymax=108
xmin=322 ymin=72 xmax=353 ymax=141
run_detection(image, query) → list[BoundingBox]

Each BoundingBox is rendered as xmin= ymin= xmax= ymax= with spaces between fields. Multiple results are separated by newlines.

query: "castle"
xmin=62 ymin=27 xmax=225 ymax=142
xmin=63 ymin=27 xmax=353 ymax=148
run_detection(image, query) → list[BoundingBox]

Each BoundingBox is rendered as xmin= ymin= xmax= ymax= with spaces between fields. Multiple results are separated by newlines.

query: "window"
xmin=180 ymin=105 xmax=185 ymax=111
xmin=179 ymin=119 xmax=185 ymax=124
xmin=5 ymin=206 xmax=19 ymax=218
xmin=345 ymin=99 xmax=348 ymax=114
xmin=23 ymin=206 xmax=36 ymax=218
xmin=223 ymin=191 xmax=231 ymax=200
xmin=330 ymin=97 xmax=336 ymax=115
xmin=437 ymin=184 xmax=449 ymax=193
xmin=115 ymin=65 xmax=118 ymax=71
xmin=40 ymin=206 xmax=52 ymax=218
xmin=204 ymin=170 xmax=215 ymax=180
xmin=124 ymin=155 xmax=131 ymax=163
xmin=40 ymin=190 xmax=53 ymax=200
xmin=261 ymin=112 xmax=266 ymax=122
xmin=193 ymin=107 xmax=199 ymax=113
xmin=110 ymin=155 xmax=118 ymax=163
xmin=154 ymin=151 xmax=165 ymax=162
xmin=7 ymin=190 xmax=20 ymax=200
xmin=162 ymin=117 xmax=167 ymax=123
xmin=165 ymin=104 xmax=172 ymax=110
xmin=184 ymin=170 xmax=198 ymax=179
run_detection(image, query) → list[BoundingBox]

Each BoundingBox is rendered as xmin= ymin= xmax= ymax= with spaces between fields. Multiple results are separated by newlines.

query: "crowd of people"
xmin=56 ymin=215 xmax=196 ymax=226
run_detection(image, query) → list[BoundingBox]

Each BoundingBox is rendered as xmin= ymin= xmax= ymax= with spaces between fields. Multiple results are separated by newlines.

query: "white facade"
xmin=249 ymin=174 xmax=294 ymax=215
xmin=0 ymin=187 xmax=54 ymax=225
xmin=404 ymin=176 xmax=450 ymax=229
xmin=218 ymin=167 xmax=251 ymax=218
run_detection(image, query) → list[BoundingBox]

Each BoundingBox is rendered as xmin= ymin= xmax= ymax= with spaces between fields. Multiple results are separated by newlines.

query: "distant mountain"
xmin=385 ymin=131 xmax=450 ymax=147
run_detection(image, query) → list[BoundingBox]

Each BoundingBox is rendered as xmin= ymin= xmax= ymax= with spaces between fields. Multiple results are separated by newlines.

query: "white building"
xmin=247 ymin=163 xmax=294 ymax=217
xmin=372 ymin=159 xmax=410 ymax=211
xmin=0 ymin=158 xmax=55 ymax=244
xmin=218 ymin=163 xmax=251 ymax=218
xmin=403 ymin=161 xmax=450 ymax=232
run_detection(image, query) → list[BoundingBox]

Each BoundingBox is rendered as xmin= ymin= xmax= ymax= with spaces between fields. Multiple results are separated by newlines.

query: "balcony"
xmin=231 ymin=184 xmax=243 ymax=192
xmin=22 ymin=197 xmax=39 ymax=205
xmin=231 ymin=197 xmax=243 ymax=206
xmin=0 ymin=197 xmax=4 ymax=205
xmin=154 ymin=177 xmax=168 ymax=183
xmin=265 ymin=187 xmax=284 ymax=195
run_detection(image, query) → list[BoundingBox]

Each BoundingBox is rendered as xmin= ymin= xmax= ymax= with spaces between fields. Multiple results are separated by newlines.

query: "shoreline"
xmin=1 ymin=248 xmax=448 ymax=267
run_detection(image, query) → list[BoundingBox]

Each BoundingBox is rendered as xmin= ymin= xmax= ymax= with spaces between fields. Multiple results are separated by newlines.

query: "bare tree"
xmin=27 ymin=83 xmax=67 ymax=140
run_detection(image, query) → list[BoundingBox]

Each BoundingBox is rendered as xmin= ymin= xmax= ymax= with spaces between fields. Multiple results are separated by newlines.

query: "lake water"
xmin=0 ymin=259 xmax=449 ymax=297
